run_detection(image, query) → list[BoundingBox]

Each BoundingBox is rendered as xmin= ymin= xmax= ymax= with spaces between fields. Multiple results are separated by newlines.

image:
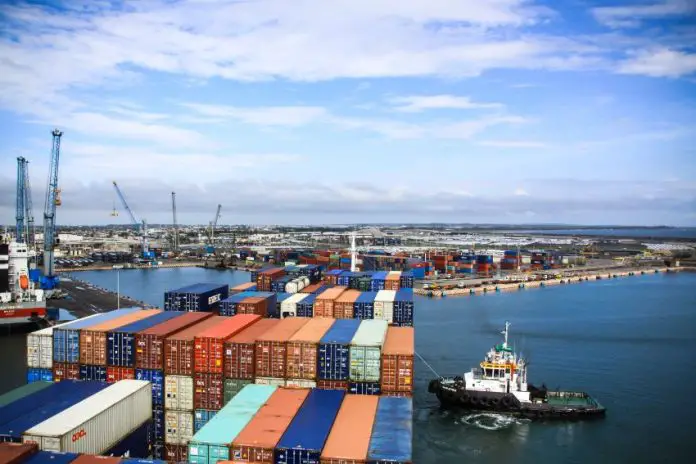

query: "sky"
xmin=0 ymin=0 xmax=695 ymax=226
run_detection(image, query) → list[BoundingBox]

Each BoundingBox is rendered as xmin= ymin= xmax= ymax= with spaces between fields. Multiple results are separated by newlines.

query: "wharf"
xmin=55 ymin=261 xmax=201 ymax=272
xmin=47 ymin=278 xmax=150 ymax=319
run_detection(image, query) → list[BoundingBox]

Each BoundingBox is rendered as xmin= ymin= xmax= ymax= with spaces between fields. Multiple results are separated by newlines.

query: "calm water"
xmin=514 ymin=227 xmax=696 ymax=239
xmin=2 ymin=268 xmax=695 ymax=463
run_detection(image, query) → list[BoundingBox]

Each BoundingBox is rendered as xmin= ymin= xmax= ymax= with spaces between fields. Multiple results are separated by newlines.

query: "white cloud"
xmin=617 ymin=48 xmax=696 ymax=78
xmin=591 ymin=1 xmax=696 ymax=28
xmin=514 ymin=188 xmax=530 ymax=196
xmin=388 ymin=95 xmax=504 ymax=112
xmin=180 ymin=103 xmax=328 ymax=126
xmin=478 ymin=140 xmax=548 ymax=148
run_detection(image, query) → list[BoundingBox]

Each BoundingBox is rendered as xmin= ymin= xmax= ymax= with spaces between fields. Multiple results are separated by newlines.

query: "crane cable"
xmin=415 ymin=351 xmax=442 ymax=378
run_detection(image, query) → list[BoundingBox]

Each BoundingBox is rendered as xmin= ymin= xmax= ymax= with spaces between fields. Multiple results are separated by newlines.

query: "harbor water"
xmin=1 ymin=268 xmax=694 ymax=463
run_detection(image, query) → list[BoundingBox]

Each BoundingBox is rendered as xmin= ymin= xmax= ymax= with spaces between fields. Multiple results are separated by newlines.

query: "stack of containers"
xmin=193 ymin=315 xmax=262 ymax=432
xmin=163 ymin=316 xmax=229 ymax=462
xmin=336 ymin=272 xmax=351 ymax=287
xmin=106 ymin=311 xmax=186 ymax=383
xmin=79 ymin=309 xmax=161 ymax=381
xmin=399 ymin=270 xmax=414 ymax=289
xmin=254 ymin=318 xmax=309 ymax=386
xmin=270 ymin=276 xmax=291 ymax=293
xmin=284 ymin=276 xmax=309 ymax=294
xmin=295 ymin=294 xmax=317 ymax=317
xmin=163 ymin=284 xmax=229 ymax=313
xmin=349 ymin=320 xmax=388 ymax=395
xmin=255 ymin=268 xmax=285 ymax=292
xmin=229 ymin=282 xmax=256 ymax=294
xmin=393 ymin=289 xmax=414 ymax=327
xmin=285 ymin=318 xmax=335 ymax=388
xmin=332 ymin=289 xmax=360 ymax=319
xmin=53 ymin=309 xmax=141 ymax=382
xmin=236 ymin=293 xmax=277 ymax=317
xmin=353 ymin=291 xmax=377 ymax=320
xmin=385 ymin=271 xmax=402 ymax=290
xmin=187 ymin=385 xmax=277 ymax=464
xmin=320 ymin=395 xmax=379 ymax=464
xmin=380 ymin=327 xmax=414 ymax=397
xmin=274 ymin=389 xmax=345 ymax=464
xmin=366 ymin=397 xmax=412 ymax=464
xmin=370 ymin=272 xmax=387 ymax=292
xmin=313 ymin=287 xmax=347 ymax=318
xmin=279 ymin=293 xmax=309 ymax=319
xmin=272 ymin=293 xmax=292 ymax=319
xmin=218 ymin=292 xmax=257 ymax=317
xmin=317 ymin=319 xmax=361 ymax=390
xmin=229 ymin=388 xmax=309 ymax=462
xmin=223 ymin=319 xmax=280 ymax=404
xmin=476 ymin=255 xmax=494 ymax=274
xmin=0 ymin=382 xmax=52 ymax=407
xmin=323 ymin=270 xmax=343 ymax=285
xmin=374 ymin=290 xmax=396 ymax=324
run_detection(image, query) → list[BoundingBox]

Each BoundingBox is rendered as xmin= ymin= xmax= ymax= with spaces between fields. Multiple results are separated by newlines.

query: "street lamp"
xmin=117 ymin=269 xmax=120 ymax=310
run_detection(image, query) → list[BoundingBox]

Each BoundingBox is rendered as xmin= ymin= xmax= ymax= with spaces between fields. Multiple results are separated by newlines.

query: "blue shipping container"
xmin=353 ymin=292 xmax=377 ymax=320
xmin=275 ymin=389 xmax=345 ymax=464
xmin=108 ymin=311 xmax=185 ymax=367
xmin=80 ymin=364 xmax=107 ymax=381
xmin=218 ymin=291 xmax=258 ymax=317
xmin=367 ymin=397 xmax=413 ymax=464
xmin=152 ymin=407 xmax=165 ymax=442
xmin=136 ymin=369 xmax=165 ymax=406
xmin=23 ymin=451 xmax=80 ymax=464
xmin=194 ymin=409 xmax=217 ymax=433
xmin=348 ymin=382 xmax=381 ymax=395
xmin=123 ymin=460 xmax=166 ymax=464
xmin=393 ymin=289 xmax=414 ymax=326
xmin=27 ymin=368 xmax=53 ymax=383
xmin=296 ymin=294 xmax=317 ymax=318
xmin=410 ymin=267 xmax=425 ymax=279
xmin=318 ymin=319 xmax=361 ymax=380
xmin=0 ymin=380 xmax=108 ymax=442
xmin=105 ymin=419 xmax=152 ymax=458
xmin=53 ymin=308 xmax=142 ymax=363
xmin=0 ymin=380 xmax=90 ymax=428
xmin=163 ymin=283 xmax=229 ymax=312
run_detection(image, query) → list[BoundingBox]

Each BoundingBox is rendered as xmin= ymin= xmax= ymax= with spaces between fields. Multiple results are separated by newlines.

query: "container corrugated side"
xmin=194 ymin=373 xmax=224 ymax=411
xmin=353 ymin=292 xmax=376 ymax=320
xmin=224 ymin=320 xmax=280 ymax=380
xmin=320 ymin=395 xmax=379 ymax=464
xmin=286 ymin=318 xmax=335 ymax=381
xmin=279 ymin=293 xmax=308 ymax=319
xmin=165 ymin=375 xmax=194 ymax=411
xmin=135 ymin=369 xmax=165 ymax=406
xmin=380 ymin=327 xmax=414 ymax=395
xmin=373 ymin=291 xmax=396 ymax=324
xmin=0 ymin=382 xmax=52 ymax=408
xmin=318 ymin=320 xmax=361 ymax=381
xmin=164 ymin=316 xmax=227 ymax=376
xmin=194 ymin=315 xmax=262 ymax=374
xmin=223 ymin=379 xmax=252 ymax=406
xmin=333 ymin=290 xmax=360 ymax=319
xmin=28 ymin=317 xmax=99 ymax=369
xmin=230 ymin=388 xmax=309 ymax=463
xmin=295 ymin=294 xmax=317 ymax=317
xmin=313 ymin=287 xmax=348 ymax=318
xmin=275 ymin=389 xmax=345 ymax=464
xmin=366 ymin=397 xmax=412 ymax=464
xmin=22 ymin=379 xmax=152 ymax=454
xmin=107 ymin=312 xmax=186 ymax=367
xmin=255 ymin=318 xmax=310 ymax=379
xmin=349 ymin=320 xmax=388 ymax=383
xmin=188 ymin=385 xmax=277 ymax=464
xmin=164 ymin=410 xmax=194 ymax=446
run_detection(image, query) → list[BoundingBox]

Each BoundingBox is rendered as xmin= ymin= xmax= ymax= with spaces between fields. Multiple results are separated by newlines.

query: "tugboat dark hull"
xmin=429 ymin=378 xmax=606 ymax=421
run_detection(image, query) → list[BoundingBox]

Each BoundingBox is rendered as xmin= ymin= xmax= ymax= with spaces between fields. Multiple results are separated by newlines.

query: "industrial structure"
xmin=112 ymin=181 xmax=156 ymax=265
xmin=40 ymin=129 xmax=63 ymax=290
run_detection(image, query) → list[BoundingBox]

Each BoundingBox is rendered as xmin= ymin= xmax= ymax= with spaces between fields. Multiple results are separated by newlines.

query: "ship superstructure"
xmin=0 ymin=242 xmax=47 ymax=327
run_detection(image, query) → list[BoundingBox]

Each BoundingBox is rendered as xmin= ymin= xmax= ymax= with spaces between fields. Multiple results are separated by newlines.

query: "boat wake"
xmin=460 ymin=412 xmax=529 ymax=431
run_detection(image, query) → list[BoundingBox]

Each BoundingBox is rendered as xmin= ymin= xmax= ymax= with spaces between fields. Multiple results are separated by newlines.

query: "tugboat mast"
xmin=501 ymin=321 xmax=510 ymax=350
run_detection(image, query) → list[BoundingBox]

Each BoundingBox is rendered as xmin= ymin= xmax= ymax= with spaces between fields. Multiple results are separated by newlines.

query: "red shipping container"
xmin=256 ymin=268 xmax=285 ymax=292
xmin=53 ymin=362 xmax=79 ymax=381
xmin=286 ymin=318 xmax=335 ymax=381
xmin=255 ymin=318 xmax=310 ymax=379
xmin=164 ymin=444 xmax=187 ymax=463
xmin=237 ymin=297 xmax=269 ymax=316
xmin=136 ymin=312 xmax=213 ymax=370
xmin=164 ymin=316 xmax=227 ymax=376
xmin=106 ymin=366 xmax=135 ymax=383
xmin=313 ymin=287 xmax=347 ymax=318
xmin=300 ymin=283 xmax=322 ymax=294
xmin=316 ymin=380 xmax=347 ymax=391
xmin=382 ymin=391 xmax=413 ymax=398
xmin=224 ymin=319 xmax=280 ymax=380
xmin=380 ymin=327 xmax=414 ymax=394
xmin=194 ymin=314 xmax=261 ymax=374
xmin=0 ymin=443 xmax=38 ymax=464
xmin=333 ymin=290 xmax=360 ymax=319
xmin=194 ymin=372 xmax=224 ymax=410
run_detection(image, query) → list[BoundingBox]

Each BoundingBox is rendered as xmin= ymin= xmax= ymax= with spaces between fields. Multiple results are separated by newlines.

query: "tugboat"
xmin=428 ymin=321 xmax=606 ymax=420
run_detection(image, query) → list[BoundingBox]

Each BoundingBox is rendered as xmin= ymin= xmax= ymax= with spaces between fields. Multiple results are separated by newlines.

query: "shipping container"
xmin=135 ymin=369 xmax=165 ymax=406
xmin=188 ymin=385 xmax=277 ymax=464
xmin=52 ymin=362 xmax=80 ymax=382
xmin=348 ymin=383 xmax=381 ymax=396
xmin=22 ymin=451 xmax=80 ymax=464
xmin=121 ymin=460 xmax=165 ymax=464
xmin=79 ymin=365 xmax=106 ymax=382
xmin=320 ymin=395 xmax=379 ymax=464
xmin=104 ymin=419 xmax=151 ymax=459
xmin=316 ymin=380 xmax=347 ymax=391
xmin=286 ymin=318 xmax=335 ymax=381
xmin=230 ymin=282 xmax=257 ymax=293
xmin=164 ymin=283 xmax=229 ymax=313
xmin=80 ymin=309 xmax=162 ymax=366
xmin=165 ymin=410 xmax=194 ymax=446
xmin=255 ymin=318 xmax=310 ymax=379
xmin=230 ymin=388 xmax=309 ymax=464
xmin=218 ymin=292 xmax=258 ymax=317
xmin=295 ymin=294 xmax=316 ymax=318
xmin=349 ymin=320 xmax=388 ymax=383
xmin=0 ymin=383 xmax=52 ymax=408
xmin=193 ymin=409 xmax=218 ymax=434
xmin=253 ymin=378 xmax=285 ymax=387
xmin=353 ymin=292 xmax=376 ymax=320
xmin=70 ymin=455 xmax=121 ymax=464
xmin=318 ymin=319 xmax=361 ymax=381
xmin=152 ymin=407 xmax=164 ymax=443
xmin=255 ymin=268 xmax=285 ymax=293
xmin=399 ymin=271 xmax=414 ymax=289
xmin=164 ymin=375 xmax=194 ymax=411
xmin=107 ymin=312 xmax=186 ymax=368
xmin=0 ymin=381 xmax=109 ymax=441
xmin=333 ymin=290 xmax=360 ymax=319
xmin=313 ymin=287 xmax=347 ymax=318
xmin=284 ymin=380 xmax=316 ymax=389
xmin=163 ymin=444 xmax=187 ymax=464
xmin=164 ymin=316 xmax=227 ymax=376
xmin=384 ymin=272 xmax=401 ymax=291
xmin=195 ymin=315 xmax=262 ymax=374
xmin=271 ymin=294 xmax=291 ymax=319
xmin=223 ymin=380 xmax=252 ymax=406
xmin=106 ymin=367 xmax=135 ymax=383
xmin=26 ymin=368 xmax=53 ymax=384
xmin=373 ymin=291 xmax=395 ymax=324
xmin=275 ymin=389 xmax=344 ymax=464
xmin=380 ymin=328 xmax=414 ymax=395
xmin=136 ymin=312 xmax=213 ymax=370
xmin=0 ymin=443 xmax=37 ymax=464
xmin=237 ymin=293 xmax=276 ymax=318
xmin=28 ymin=317 xmax=101 ymax=370
xmin=194 ymin=373 xmax=224 ymax=411
xmin=369 ymin=272 xmax=387 ymax=292
xmin=224 ymin=320 xmax=279 ymax=380
xmin=53 ymin=309 xmax=142 ymax=364
xmin=279 ymin=293 xmax=308 ymax=319
xmin=366 ymin=397 xmax=412 ymax=464
xmin=22 ymin=380 xmax=152 ymax=454
xmin=392 ymin=290 xmax=414 ymax=326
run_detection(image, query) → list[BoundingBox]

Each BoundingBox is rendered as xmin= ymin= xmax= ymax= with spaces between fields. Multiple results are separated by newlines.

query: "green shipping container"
xmin=223 ymin=379 xmax=252 ymax=406
xmin=349 ymin=320 xmax=389 ymax=382
xmin=188 ymin=384 xmax=277 ymax=464
xmin=0 ymin=381 xmax=53 ymax=407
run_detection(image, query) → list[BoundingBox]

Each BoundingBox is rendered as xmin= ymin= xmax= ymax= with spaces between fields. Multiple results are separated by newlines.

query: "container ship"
xmin=0 ymin=242 xmax=48 ymax=332
xmin=428 ymin=321 xmax=606 ymax=420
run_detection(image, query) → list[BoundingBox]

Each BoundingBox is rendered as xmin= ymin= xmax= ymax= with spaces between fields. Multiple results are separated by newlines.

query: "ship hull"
xmin=0 ymin=302 xmax=48 ymax=333
xmin=429 ymin=378 xmax=606 ymax=421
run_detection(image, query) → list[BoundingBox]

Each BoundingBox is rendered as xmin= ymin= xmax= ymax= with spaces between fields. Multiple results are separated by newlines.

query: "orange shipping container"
xmin=313 ymin=287 xmax=347 ymax=318
xmin=300 ymin=283 xmax=322 ymax=294
xmin=79 ymin=309 xmax=161 ymax=365
xmin=316 ymin=380 xmax=347 ymax=391
xmin=194 ymin=314 xmax=262 ymax=374
xmin=164 ymin=316 xmax=227 ymax=375
xmin=53 ymin=362 xmax=79 ymax=381
xmin=320 ymin=395 xmax=379 ymax=464
xmin=384 ymin=273 xmax=401 ymax=291
xmin=230 ymin=388 xmax=310 ymax=463
xmin=286 ymin=318 xmax=335 ymax=381
xmin=380 ymin=327 xmax=414 ymax=394
xmin=224 ymin=319 xmax=280 ymax=379
xmin=255 ymin=318 xmax=310 ymax=378
xmin=333 ymin=290 xmax=360 ymax=319
xmin=237 ymin=297 xmax=269 ymax=317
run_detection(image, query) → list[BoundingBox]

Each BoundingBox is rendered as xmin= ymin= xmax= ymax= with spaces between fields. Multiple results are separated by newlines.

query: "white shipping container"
xmin=164 ymin=410 xmax=194 ymax=445
xmin=165 ymin=375 xmax=194 ymax=411
xmin=22 ymin=379 xmax=152 ymax=454
xmin=26 ymin=314 xmax=102 ymax=369
xmin=280 ymin=293 xmax=309 ymax=319
xmin=285 ymin=379 xmax=316 ymax=389
xmin=374 ymin=290 xmax=396 ymax=323
xmin=254 ymin=377 xmax=285 ymax=387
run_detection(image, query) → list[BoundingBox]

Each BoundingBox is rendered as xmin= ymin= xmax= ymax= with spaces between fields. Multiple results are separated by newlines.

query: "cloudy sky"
xmin=1 ymin=0 xmax=695 ymax=226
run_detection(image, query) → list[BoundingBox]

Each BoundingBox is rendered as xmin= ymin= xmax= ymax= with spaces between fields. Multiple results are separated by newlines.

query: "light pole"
xmin=117 ymin=270 xmax=120 ymax=310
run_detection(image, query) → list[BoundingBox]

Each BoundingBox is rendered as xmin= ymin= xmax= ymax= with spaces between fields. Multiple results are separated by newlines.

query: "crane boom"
xmin=24 ymin=159 xmax=35 ymax=248
xmin=172 ymin=191 xmax=179 ymax=252
xmin=42 ymin=129 xmax=63 ymax=281
xmin=112 ymin=181 xmax=149 ymax=255
xmin=16 ymin=157 xmax=26 ymax=243
xmin=209 ymin=204 xmax=222 ymax=246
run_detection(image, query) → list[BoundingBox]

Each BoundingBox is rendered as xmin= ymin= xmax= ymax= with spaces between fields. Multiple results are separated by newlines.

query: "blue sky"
xmin=0 ymin=0 xmax=694 ymax=226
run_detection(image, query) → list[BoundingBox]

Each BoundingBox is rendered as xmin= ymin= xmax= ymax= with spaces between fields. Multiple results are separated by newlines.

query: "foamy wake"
xmin=460 ymin=413 xmax=529 ymax=431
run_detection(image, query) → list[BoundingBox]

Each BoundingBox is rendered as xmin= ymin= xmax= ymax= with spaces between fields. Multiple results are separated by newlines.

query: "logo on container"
xmin=72 ymin=429 xmax=86 ymax=442
xmin=208 ymin=294 xmax=221 ymax=305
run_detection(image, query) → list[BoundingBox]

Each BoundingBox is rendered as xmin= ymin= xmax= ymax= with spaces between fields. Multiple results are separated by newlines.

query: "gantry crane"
xmin=41 ymin=129 xmax=63 ymax=290
xmin=112 ymin=181 xmax=153 ymax=262
xmin=207 ymin=204 xmax=222 ymax=253
xmin=15 ymin=157 xmax=37 ymax=249
xmin=171 ymin=191 xmax=179 ymax=253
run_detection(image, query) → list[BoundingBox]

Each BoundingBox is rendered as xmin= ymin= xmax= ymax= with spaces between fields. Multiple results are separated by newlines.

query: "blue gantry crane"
xmin=112 ymin=181 xmax=155 ymax=263
xmin=15 ymin=157 xmax=27 ymax=243
xmin=40 ymin=129 xmax=63 ymax=290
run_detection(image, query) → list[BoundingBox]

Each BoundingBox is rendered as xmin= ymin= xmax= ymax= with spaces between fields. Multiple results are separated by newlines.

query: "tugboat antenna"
xmin=502 ymin=321 xmax=510 ymax=349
